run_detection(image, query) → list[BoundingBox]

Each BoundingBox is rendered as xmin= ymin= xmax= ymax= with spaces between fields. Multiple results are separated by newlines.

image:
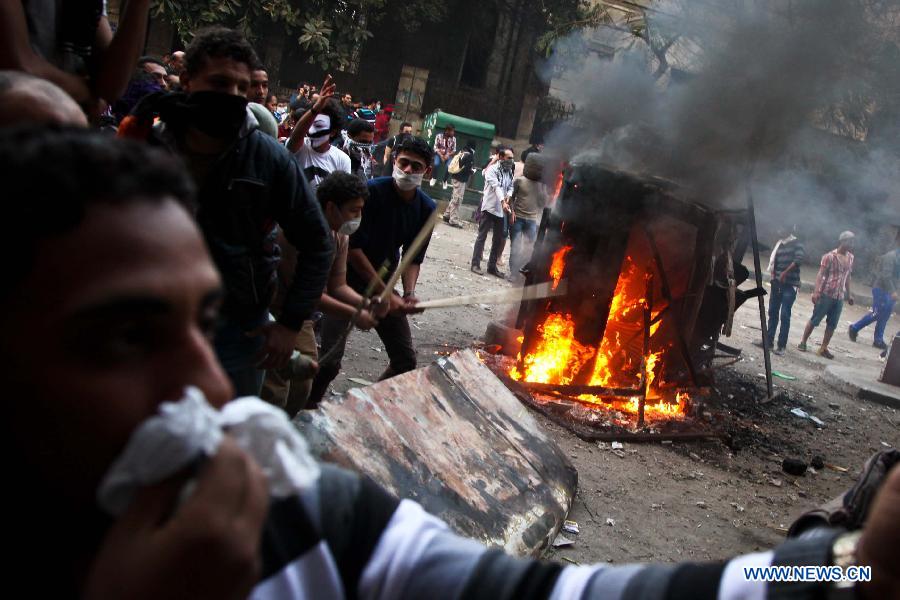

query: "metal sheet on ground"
xmin=296 ymin=349 xmax=578 ymax=557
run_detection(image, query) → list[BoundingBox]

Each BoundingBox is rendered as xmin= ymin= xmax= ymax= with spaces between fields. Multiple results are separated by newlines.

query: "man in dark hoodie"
xmin=121 ymin=27 xmax=333 ymax=397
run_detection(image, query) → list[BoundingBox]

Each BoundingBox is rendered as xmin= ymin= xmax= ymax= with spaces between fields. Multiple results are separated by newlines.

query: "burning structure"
xmin=488 ymin=156 xmax=763 ymax=436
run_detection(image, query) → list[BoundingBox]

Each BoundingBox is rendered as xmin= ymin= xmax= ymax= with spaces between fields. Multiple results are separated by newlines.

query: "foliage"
xmin=152 ymin=0 xmax=447 ymax=71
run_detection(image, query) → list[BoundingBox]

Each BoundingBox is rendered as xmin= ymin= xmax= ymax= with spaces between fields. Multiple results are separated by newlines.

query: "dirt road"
xmin=327 ymin=221 xmax=899 ymax=564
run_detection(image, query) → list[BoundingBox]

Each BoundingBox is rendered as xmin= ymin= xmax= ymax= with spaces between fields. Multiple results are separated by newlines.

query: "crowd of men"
xmin=766 ymin=228 xmax=898 ymax=360
xmin=0 ymin=3 xmax=898 ymax=597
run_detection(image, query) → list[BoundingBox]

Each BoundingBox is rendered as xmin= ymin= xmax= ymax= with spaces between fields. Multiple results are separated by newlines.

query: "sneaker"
xmin=873 ymin=340 xmax=888 ymax=350
xmin=798 ymin=341 xmax=807 ymax=352
xmin=429 ymin=178 xmax=436 ymax=186
xmin=470 ymin=264 xmax=484 ymax=275
xmin=773 ymin=347 xmax=785 ymax=356
xmin=817 ymin=347 xmax=835 ymax=360
xmin=848 ymin=326 xmax=858 ymax=342
xmin=487 ymin=267 xmax=507 ymax=279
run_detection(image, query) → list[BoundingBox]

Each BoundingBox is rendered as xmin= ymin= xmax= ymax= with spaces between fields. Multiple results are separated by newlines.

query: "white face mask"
xmin=392 ymin=164 xmax=423 ymax=191
xmin=339 ymin=216 xmax=361 ymax=235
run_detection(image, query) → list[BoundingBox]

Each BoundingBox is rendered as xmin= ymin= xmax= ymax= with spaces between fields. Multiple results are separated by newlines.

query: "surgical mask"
xmin=185 ymin=91 xmax=248 ymax=139
xmin=500 ymin=159 xmax=515 ymax=171
xmin=339 ymin=217 xmax=362 ymax=235
xmin=392 ymin=164 xmax=423 ymax=191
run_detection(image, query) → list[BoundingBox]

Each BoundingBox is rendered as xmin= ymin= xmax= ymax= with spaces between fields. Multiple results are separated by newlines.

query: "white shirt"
xmin=480 ymin=162 xmax=514 ymax=218
xmin=292 ymin=141 xmax=351 ymax=190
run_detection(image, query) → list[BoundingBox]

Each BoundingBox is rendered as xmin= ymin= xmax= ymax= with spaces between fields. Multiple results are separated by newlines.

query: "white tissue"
xmin=97 ymin=387 xmax=320 ymax=516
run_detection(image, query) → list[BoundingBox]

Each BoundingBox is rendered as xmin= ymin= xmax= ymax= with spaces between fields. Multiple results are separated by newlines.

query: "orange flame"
xmin=512 ymin=252 xmax=686 ymax=422
xmin=550 ymin=246 xmax=573 ymax=291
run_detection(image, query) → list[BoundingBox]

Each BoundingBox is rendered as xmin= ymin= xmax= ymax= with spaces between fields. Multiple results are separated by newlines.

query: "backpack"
xmin=448 ymin=150 xmax=467 ymax=174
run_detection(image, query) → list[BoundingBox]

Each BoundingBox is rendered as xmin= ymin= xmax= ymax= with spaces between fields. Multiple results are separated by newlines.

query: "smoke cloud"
xmin=542 ymin=0 xmax=900 ymax=261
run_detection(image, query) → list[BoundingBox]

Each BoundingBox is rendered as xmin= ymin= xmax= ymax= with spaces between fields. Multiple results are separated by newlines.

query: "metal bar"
xmin=639 ymin=272 xmax=653 ymax=428
xmin=643 ymin=225 xmax=699 ymax=386
xmin=746 ymin=186 xmax=774 ymax=399
xmin=574 ymin=431 xmax=726 ymax=443
xmin=516 ymin=381 xmax=644 ymax=398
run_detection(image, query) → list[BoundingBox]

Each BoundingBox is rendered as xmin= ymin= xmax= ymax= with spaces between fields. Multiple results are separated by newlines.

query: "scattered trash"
xmin=828 ymin=402 xmax=840 ymax=410
xmin=661 ymin=440 xmax=673 ymax=445
xmin=605 ymin=518 xmax=616 ymax=526
xmin=347 ymin=377 xmax=374 ymax=386
xmin=612 ymin=449 xmax=627 ymax=459
xmin=689 ymin=452 xmax=702 ymax=462
xmin=810 ymin=455 xmax=825 ymax=470
xmin=770 ymin=478 xmax=783 ymax=488
xmin=881 ymin=442 xmax=892 ymax=448
xmin=651 ymin=503 xmax=663 ymax=510
xmin=611 ymin=441 xmax=624 ymax=450
xmin=772 ymin=370 xmax=796 ymax=381
xmin=552 ymin=535 xmax=575 ymax=548
xmin=790 ymin=407 xmax=825 ymax=426
xmin=825 ymin=463 xmax=849 ymax=473
xmin=730 ymin=502 xmax=745 ymax=513
xmin=782 ymin=458 xmax=808 ymax=476
xmin=562 ymin=520 xmax=580 ymax=535
xmin=371 ymin=347 xmax=382 ymax=353
xmin=561 ymin=557 xmax=581 ymax=566
xmin=695 ymin=501 xmax=707 ymax=508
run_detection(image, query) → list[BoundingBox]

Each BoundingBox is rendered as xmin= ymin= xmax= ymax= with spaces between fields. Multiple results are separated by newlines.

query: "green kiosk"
xmin=422 ymin=110 xmax=495 ymax=206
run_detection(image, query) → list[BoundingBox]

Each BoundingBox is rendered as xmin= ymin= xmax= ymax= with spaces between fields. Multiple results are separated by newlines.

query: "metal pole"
xmin=746 ymin=186 xmax=774 ymax=399
xmin=639 ymin=272 xmax=653 ymax=428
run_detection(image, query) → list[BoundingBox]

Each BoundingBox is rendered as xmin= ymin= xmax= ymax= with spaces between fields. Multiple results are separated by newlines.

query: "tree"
xmin=153 ymin=0 xmax=448 ymax=71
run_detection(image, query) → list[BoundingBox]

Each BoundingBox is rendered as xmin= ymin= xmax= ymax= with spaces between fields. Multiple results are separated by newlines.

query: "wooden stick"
xmin=415 ymin=280 xmax=568 ymax=310
xmin=377 ymin=210 xmax=440 ymax=303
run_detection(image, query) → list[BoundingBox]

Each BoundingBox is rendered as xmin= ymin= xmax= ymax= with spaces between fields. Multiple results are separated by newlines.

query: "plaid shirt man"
xmin=816 ymin=249 xmax=854 ymax=300
xmin=433 ymin=132 xmax=456 ymax=157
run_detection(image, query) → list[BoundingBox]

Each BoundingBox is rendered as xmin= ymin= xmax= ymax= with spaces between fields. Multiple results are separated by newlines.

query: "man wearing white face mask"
xmin=263 ymin=172 xmax=378 ymax=415
xmin=309 ymin=136 xmax=437 ymax=405
xmin=286 ymin=74 xmax=350 ymax=190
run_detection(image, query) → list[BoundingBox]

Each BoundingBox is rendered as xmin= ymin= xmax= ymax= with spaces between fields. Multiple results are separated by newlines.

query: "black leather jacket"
xmin=155 ymin=109 xmax=333 ymax=330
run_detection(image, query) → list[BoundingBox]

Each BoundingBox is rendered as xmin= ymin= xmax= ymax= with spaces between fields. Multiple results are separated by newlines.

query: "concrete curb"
xmin=822 ymin=364 xmax=900 ymax=410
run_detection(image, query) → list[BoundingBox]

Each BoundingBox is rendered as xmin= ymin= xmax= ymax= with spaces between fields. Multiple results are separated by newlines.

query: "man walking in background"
xmin=508 ymin=154 xmax=549 ymax=283
xmin=766 ymin=225 xmax=805 ymax=355
xmin=798 ymin=231 xmax=855 ymax=359
xmin=443 ymin=139 xmax=476 ymax=227
xmin=849 ymin=228 xmax=899 ymax=350
xmin=430 ymin=124 xmax=456 ymax=189
xmin=471 ymin=147 xmax=515 ymax=278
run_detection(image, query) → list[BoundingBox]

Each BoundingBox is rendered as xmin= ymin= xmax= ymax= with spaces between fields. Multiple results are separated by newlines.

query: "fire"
xmin=551 ymin=171 xmax=564 ymax=204
xmin=510 ymin=313 xmax=594 ymax=384
xmin=549 ymin=246 xmax=572 ymax=291
xmin=512 ymin=252 xmax=687 ymax=423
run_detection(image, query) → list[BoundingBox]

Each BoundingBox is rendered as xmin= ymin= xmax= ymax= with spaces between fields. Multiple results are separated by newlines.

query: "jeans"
xmin=766 ymin=280 xmax=797 ymax=349
xmin=308 ymin=307 xmax=417 ymax=406
xmin=472 ymin=211 xmax=505 ymax=270
xmin=432 ymin=154 xmax=450 ymax=183
xmin=214 ymin=311 xmax=267 ymax=398
xmin=851 ymin=287 xmax=896 ymax=344
xmin=509 ymin=217 xmax=538 ymax=278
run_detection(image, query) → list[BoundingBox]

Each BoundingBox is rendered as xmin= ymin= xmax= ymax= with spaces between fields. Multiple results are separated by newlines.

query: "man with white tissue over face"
xmin=308 ymin=136 xmax=437 ymax=405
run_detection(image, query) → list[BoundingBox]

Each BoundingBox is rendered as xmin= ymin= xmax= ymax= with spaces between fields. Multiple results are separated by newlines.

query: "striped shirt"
xmin=816 ymin=249 xmax=854 ymax=300
xmin=433 ymin=133 xmax=457 ymax=157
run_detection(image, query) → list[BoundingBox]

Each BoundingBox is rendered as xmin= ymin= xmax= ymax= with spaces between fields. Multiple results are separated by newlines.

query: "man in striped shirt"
xmin=798 ymin=231 xmax=856 ymax=359
xmin=4 ymin=130 xmax=898 ymax=599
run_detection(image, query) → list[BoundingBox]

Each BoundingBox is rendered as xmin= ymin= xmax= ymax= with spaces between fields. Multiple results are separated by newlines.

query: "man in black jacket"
xmin=136 ymin=27 xmax=333 ymax=396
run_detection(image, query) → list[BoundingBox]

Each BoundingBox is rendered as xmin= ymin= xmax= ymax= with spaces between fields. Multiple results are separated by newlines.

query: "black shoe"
xmin=848 ymin=326 xmax=858 ymax=342
xmin=873 ymin=340 xmax=888 ymax=350
xmin=487 ymin=267 xmax=506 ymax=279
xmin=471 ymin=264 xmax=484 ymax=275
